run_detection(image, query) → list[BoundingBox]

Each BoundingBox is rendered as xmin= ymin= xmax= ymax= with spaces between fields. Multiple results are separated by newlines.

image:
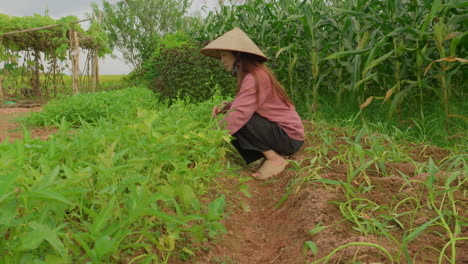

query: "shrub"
xmin=143 ymin=42 xmax=236 ymax=102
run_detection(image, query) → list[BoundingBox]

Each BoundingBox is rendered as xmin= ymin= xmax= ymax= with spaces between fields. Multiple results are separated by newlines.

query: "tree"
xmin=91 ymin=0 xmax=191 ymax=70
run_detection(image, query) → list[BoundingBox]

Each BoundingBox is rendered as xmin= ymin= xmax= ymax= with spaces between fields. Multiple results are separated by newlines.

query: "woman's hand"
xmin=212 ymin=105 xmax=222 ymax=117
xmin=212 ymin=102 xmax=231 ymax=117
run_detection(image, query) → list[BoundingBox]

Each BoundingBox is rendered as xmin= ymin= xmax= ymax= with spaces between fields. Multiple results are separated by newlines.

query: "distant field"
xmin=62 ymin=74 xmax=126 ymax=91
xmin=1 ymin=74 xmax=127 ymax=98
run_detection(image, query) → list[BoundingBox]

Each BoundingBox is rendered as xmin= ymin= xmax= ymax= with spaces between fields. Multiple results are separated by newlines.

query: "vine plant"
xmin=0 ymin=13 xmax=111 ymax=98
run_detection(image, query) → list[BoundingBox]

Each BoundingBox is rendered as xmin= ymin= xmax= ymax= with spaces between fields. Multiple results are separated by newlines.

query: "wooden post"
xmin=34 ymin=47 xmax=41 ymax=97
xmin=90 ymin=49 xmax=98 ymax=93
xmin=52 ymin=56 xmax=57 ymax=97
xmin=0 ymin=77 xmax=4 ymax=102
xmin=91 ymin=13 xmax=102 ymax=93
xmin=70 ymin=30 xmax=80 ymax=94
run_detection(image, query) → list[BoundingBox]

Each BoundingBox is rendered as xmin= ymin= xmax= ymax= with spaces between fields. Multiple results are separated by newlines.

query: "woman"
xmin=201 ymin=27 xmax=304 ymax=180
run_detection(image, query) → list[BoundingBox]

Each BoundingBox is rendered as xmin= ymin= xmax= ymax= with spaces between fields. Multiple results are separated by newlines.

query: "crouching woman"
xmin=201 ymin=27 xmax=304 ymax=180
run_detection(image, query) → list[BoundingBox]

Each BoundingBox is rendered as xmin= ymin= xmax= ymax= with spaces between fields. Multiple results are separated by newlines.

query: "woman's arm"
xmin=221 ymin=74 xmax=259 ymax=134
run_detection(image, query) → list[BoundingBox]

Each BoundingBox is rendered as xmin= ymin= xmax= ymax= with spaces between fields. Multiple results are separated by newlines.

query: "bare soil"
xmin=0 ymin=105 xmax=56 ymax=142
xmin=190 ymin=121 xmax=467 ymax=264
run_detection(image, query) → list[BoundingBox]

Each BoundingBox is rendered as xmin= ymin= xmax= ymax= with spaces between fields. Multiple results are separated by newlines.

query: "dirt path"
xmin=0 ymin=107 xmax=55 ymax=142
xmin=194 ymin=163 xmax=369 ymax=264
xmin=200 ymin=168 xmax=312 ymax=264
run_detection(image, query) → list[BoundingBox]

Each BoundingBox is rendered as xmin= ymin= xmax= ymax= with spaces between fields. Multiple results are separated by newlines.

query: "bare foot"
xmin=252 ymin=159 xmax=288 ymax=180
xmin=252 ymin=150 xmax=286 ymax=178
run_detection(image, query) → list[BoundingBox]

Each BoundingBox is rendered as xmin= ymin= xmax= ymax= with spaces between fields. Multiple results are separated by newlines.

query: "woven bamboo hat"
xmin=201 ymin=27 xmax=268 ymax=62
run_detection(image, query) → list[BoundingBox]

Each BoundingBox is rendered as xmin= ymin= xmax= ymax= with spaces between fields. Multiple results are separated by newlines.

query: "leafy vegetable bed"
xmin=1 ymin=88 xmax=232 ymax=263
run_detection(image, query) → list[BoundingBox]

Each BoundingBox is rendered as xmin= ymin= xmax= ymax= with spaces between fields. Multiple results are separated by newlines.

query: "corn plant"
xmin=193 ymin=0 xmax=467 ymax=145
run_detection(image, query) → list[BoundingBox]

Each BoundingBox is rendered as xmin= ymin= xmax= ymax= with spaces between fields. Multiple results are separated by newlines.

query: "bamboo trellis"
xmin=0 ymin=15 xmax=105 ymax=100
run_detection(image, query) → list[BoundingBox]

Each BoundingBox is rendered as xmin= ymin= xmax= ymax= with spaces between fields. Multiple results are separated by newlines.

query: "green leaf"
xmin=0 ymin=173 xmax=16 ymax=196
xmin=404 ymin=216 xmax=440 ymax=243
xmin=286 ymin=15 xmax=304 ymax=21
xmin=44 ymin=254 xmax=70 ymax=264
xmin=175 ymin=184 xmax=197 ymax=209
xmin=238 ymin=177 xmax=252 ymax=184
xmin=308 ymin=222 xmax=326 ymax=236
xmin=303 ymin=241 xmax=318 ymax=256
xmin=209 ymin=221 xmax=227 ymax=235
xmin=275 ymin=45 xmax=292 ymax=59
xmin=19 ymin=229 xmax=46 ymax=251
xmin=41 ymin=165 xmax=61 ymax=186
xmin=93 ymin=235 xmax=117 ymax=258
xmin=420 ymin=0 xmax=441 ymax=33
xmin=275 ymin=189 xmax=292 ymax=210
xmin=313 ymin=179 xmax=341 ymax=186
xmin=144 ymin=208 xmax=187 ymax=226
xmin=330 ymin=7 xmax=381 ymax=24
xmin=0 ymin=173 xmax=16 ymax=203
xmin=90 ymin=197 xmax=116 ymax=235
xmin=239 ymin=184 xmax=252 ymax=198
xmin=28 ymin=189 xmax=73 ymax=205
xmin=20 ymin=222 xmax=66 ymax=256
xmin=353 ymin=73 xmax=377 ymax=90
xmin=323 ymin=48 xmax=371 ymax=60
xmin=363 ymin=50 xmax=394 ymax=76
xmin=207 ymin=195 xmax=225 ymax=221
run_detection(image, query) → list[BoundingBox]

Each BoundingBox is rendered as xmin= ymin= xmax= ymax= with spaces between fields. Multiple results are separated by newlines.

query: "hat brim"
xmin=201 ymin=48 xmax=268 ymax=62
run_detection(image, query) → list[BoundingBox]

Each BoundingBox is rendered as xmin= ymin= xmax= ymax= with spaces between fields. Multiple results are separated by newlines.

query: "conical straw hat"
xmin=201 ymin=27 xmax=268 ymax=62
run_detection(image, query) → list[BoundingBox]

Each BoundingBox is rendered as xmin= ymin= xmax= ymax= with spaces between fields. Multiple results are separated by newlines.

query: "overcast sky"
xmin=0 ymin=0 xmax=217 ymax=75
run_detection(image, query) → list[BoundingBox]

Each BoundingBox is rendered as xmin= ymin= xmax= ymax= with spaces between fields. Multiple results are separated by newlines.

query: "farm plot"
xmin=195 ymin=122 xmax=467 ymax=264
xmin=1 ymin=88 xmax=466 ymax=263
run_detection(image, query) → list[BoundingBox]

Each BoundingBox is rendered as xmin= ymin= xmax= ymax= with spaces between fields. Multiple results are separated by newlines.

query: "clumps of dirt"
xmin=0 ymin=107 xmax=57 ymax=142
xmin=191 ymin=120 xmax=466 ymax=264
xmin=409 ymin=145 xmax=452 ymax=163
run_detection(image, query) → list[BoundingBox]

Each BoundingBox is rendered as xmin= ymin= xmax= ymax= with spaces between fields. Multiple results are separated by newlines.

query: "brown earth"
xmin=189 ymin=121 xmax=467 ymax=264
xmin=0 ymin=105 xmax=56 ymax=142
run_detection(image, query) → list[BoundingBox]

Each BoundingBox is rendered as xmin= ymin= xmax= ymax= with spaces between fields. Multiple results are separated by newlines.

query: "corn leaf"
xmin=363 ymin=50 xmax=394 ymax=76
xmin=323 ymin=48 xmax=371 ymax=60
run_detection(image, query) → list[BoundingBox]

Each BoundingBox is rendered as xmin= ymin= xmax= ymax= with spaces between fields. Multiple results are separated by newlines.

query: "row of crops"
xmin=299 ymin=120 xmax=467 ymax=263
xmin=0 ymin=88 xmax=233 ymax=263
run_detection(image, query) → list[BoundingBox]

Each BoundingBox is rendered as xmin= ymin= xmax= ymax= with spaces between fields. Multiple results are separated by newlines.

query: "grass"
xmin=298 ymin=94 xmax=468 ymax=149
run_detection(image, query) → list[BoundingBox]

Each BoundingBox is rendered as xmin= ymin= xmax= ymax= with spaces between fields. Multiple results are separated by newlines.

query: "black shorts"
xmin=231 ymin=113 xmax=304 ymax=164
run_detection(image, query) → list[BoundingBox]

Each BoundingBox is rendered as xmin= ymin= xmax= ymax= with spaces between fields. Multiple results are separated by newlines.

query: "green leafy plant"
xmin=25 ymin=86 xmax=158 ymax=126
xmin=0 ymin=88 xmax=234 ymax=263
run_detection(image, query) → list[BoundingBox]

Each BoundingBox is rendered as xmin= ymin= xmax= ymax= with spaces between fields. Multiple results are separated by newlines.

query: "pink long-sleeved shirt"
xmin=222 ymin=70 xmax=305 ymax=141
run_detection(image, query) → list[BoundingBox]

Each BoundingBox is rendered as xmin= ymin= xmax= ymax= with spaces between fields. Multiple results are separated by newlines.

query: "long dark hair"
xmin=234 ymin=52 xmax=293 ymax=106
